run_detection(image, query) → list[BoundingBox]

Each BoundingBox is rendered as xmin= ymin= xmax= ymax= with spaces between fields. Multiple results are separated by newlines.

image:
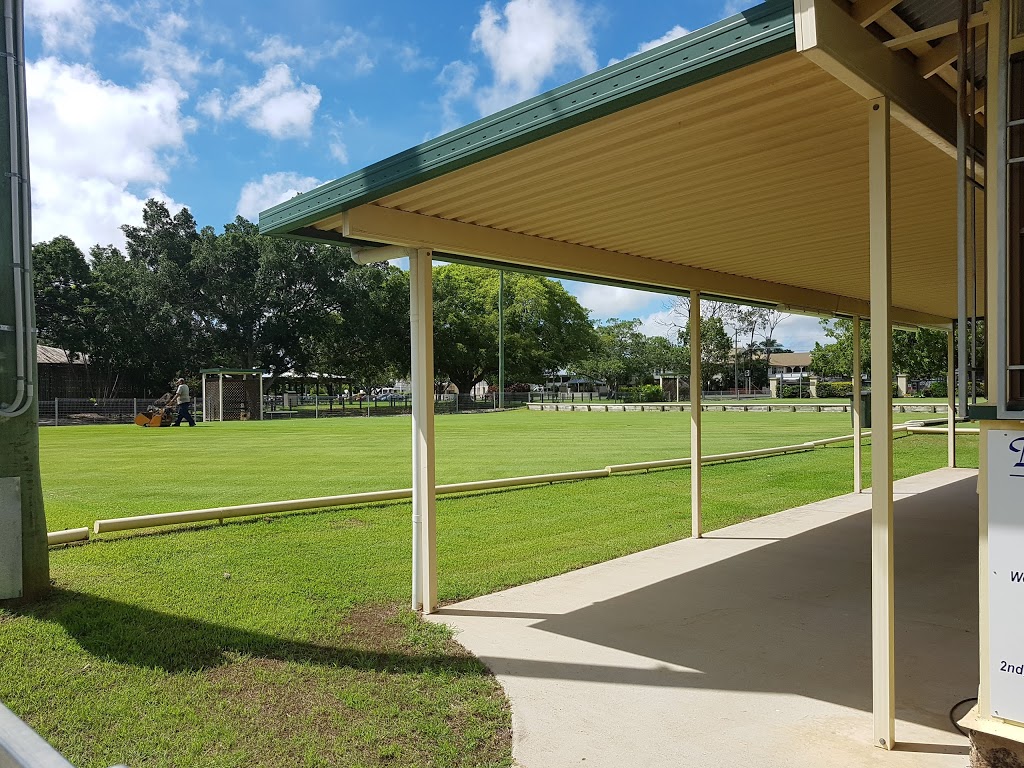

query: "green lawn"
xmin=41 ymin=409 xmax=952 ymax=532
xmin=2 ymin=411 xmax=978 ymax=768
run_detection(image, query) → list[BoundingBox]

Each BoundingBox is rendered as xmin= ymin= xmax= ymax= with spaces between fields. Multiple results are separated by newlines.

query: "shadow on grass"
xmin=25 ymin=588 xmax=489 ymax=677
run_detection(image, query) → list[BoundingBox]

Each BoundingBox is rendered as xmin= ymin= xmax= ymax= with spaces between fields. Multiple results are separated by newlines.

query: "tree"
xmin=311 ymin=259 xmax=410 ymax=389
xmin=678 ymin=315 xmax=734 ymax=391
xmin=193 ymin=217 xmax=364 ymax=385
xmin=32 ymin=236 xmax=93 ymax=362
xmin=811 ymin=318 xmax=958 ymax=384
xmin=573 ymin=319 xmax=664 ymax=392
xmin=432 ymin=265 xmax=595 ymax=394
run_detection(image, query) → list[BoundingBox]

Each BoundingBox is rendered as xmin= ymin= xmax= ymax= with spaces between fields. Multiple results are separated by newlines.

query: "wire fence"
xmin=38 ymin=398 xmax=155 ymax=426
xmin=35 ymin=393 xmax=540 ymax=426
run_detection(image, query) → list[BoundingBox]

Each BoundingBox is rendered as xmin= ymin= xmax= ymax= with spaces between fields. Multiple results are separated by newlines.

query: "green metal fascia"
xmin=259 ymin=0 xmax=795 ymax=237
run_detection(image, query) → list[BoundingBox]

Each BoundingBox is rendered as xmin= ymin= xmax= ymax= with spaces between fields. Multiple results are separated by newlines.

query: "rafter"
xmin=917 ymin=30 xmax=987 ymax=79
xmin=884 ymin=11 xmax=989 ymax=50
xmin=851 ymin=0 xmax=901 ymax=27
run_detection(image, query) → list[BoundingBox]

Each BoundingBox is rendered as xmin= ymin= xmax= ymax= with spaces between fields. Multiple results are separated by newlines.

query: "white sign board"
xmin=988 ymin=428 xmax=1024 ymax=724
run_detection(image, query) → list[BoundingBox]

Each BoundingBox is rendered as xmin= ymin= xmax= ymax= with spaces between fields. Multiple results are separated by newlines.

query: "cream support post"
xmin=853 ymin=315 xmax=862 ymax=492
xmin=947 ymin=330 xmax=956 ymax=466
xmin=869 ymin=95 xmax=896 ymax=751
xmin=410 ymin=248 xmax=437 ymax=614
xmin=690 ymin=290 xmax=702 ymax=539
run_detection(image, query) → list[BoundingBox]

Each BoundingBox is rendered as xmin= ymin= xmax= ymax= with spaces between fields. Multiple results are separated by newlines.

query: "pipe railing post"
xmin=869 ymin=95 xmax=895 ymax=751
xmin=690 ymin=290 xmax=702 ymax=539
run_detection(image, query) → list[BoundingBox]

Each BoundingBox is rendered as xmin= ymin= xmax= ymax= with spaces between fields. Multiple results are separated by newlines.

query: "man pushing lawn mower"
xmin=169 ymin=378 xmax=196 ymax=427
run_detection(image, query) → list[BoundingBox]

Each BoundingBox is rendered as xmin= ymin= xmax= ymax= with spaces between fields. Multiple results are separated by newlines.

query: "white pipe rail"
xmin=86 ymin=416 xmax=969 ymax=537
xmin=907 ymin=426 xmax=981 ymax=434
xmin=46 ymin=528 xmax=88 ymax=545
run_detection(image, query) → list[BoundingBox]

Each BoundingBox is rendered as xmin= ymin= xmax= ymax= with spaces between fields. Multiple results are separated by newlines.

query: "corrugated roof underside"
xmin=319 ymin=52 xmax=977 ymax=320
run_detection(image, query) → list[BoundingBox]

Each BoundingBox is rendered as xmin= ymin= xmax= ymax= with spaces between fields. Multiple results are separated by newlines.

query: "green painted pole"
xmin=0 ymin=0 xmax=49 ymax=605
xmin=498 ymin=271 xmax=505 ymax=409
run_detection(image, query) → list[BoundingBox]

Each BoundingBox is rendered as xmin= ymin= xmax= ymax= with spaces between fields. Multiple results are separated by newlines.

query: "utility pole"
xmin=0 ymin=0 xmax=49 ymax=605
xmin=498 ymin=270 xmax=504 ymax=409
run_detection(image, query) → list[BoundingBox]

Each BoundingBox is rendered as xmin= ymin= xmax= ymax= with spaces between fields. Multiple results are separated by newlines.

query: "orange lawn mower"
xmin=134 ymin=394 xmax=177 ymax=427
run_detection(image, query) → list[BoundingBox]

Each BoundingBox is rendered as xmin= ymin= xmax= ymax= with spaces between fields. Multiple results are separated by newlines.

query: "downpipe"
xmin=0 ymin=0 xmax=33 ymax=420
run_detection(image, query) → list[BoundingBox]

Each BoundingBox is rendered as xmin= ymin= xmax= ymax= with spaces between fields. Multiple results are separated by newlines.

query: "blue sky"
xmin=24 ymin=0 xmax=828 ymax=350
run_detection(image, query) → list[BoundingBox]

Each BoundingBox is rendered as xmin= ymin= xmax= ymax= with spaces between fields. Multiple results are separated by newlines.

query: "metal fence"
xmin=37 ymin=398 xmax=157 ymax=426
xmin=262 ymin=392 xmax=533 ymax=419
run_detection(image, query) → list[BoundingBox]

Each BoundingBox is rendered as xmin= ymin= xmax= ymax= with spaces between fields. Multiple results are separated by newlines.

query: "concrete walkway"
xmin=429 ymin=468 xmax=980 ymax=768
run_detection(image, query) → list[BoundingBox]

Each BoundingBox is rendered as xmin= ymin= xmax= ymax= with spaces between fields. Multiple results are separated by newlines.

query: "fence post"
xmin=133 ymin=398 xmax=137 ymax=416
xmin=54 ymin=398 xmax=58 ymax=427
xmin=315 ymin=393 xmax=319 ymax=419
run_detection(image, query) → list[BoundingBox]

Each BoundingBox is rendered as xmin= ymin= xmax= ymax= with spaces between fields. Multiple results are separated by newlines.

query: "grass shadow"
xmin=24 ymin=588 xmax=489 ymax=676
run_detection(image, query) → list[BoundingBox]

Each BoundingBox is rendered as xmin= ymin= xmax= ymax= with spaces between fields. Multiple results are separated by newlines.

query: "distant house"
xmin=36 ymin=345 xmax=90 ymax=400
xmin=767 ymin=352 xmax=813 ymax=383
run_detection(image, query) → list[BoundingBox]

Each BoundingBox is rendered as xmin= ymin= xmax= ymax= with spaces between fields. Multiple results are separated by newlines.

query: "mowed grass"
xmin=1 ymin=411 xmax=978 ymax=768
xmin=40 ymin=409 xmax=953 ymax=531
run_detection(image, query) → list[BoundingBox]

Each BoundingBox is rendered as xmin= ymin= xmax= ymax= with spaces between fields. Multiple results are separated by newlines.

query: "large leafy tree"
xmin=573 ymin=319 xmax=686 ymax=393
xmin=193 ymin=217 xmax=358 ymax=383
xmin=304 ymin=258 xmax=410 ymax=389
xmin=811 ymin=318 xmax=962 ymax=382
xmin=432 ymin=265 xmax=595 ymax=394
xmin=32 ymin=235 xmax=93 ymax=361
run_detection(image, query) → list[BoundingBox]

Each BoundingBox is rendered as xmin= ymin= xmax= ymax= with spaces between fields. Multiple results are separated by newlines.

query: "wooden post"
xmin=869 ymin=95 xmax=895 ymax=751
xmin=690 ymin=290 xmax=702 ymax=539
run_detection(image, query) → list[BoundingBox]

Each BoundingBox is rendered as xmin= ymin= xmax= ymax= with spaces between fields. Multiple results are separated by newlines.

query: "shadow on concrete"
xmin=449 ymin=477 xmax=980 ymax=736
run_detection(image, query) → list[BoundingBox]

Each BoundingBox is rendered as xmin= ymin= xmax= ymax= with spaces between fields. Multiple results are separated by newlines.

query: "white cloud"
xmin=722 ymin=0 xmax=758 ymax=17
xmin=329 ymin=138 xmax=348 ymax=164
xmin=27 ymin=58 xmax=193 ymax=250
xmin=437 ymin=60 xmax=478 ymax=133
xmin=26 ymin=0 xmax=98 ymax=54
xmin=608 ymin=25 xmax=690 ymax=66
xmin=568 ymin=281 xmax=662 ymax=319
xmin=636 ymin=308 xmax=681 ymax=340
xmin=247 ymin=34 xmax=308 ymax=66
xmin=200 ymin=64 xmax=321 ymax=139
xmin=126 ymin=12 xmax=212 ymax=84
xmin=246 ymin=29 xmax=374 ymax=72
xmin=471 ymin=0 xmax=598 ymax=115
xmin=236 ymin=172 xmax=322 ymax=221
xmin=397 ymin=44 xmax=434 ymax=73
xmin=772 ymin=314 xmax=829 ymax=352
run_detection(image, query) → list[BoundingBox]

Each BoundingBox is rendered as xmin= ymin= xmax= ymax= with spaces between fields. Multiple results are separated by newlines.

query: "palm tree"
xmin=759 ymin=338 xmax=789 ymax=370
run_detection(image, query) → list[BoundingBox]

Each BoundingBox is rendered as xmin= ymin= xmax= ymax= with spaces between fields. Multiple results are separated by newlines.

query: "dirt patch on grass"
xmin=203 ymin=602 xmax=512 ymax=767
